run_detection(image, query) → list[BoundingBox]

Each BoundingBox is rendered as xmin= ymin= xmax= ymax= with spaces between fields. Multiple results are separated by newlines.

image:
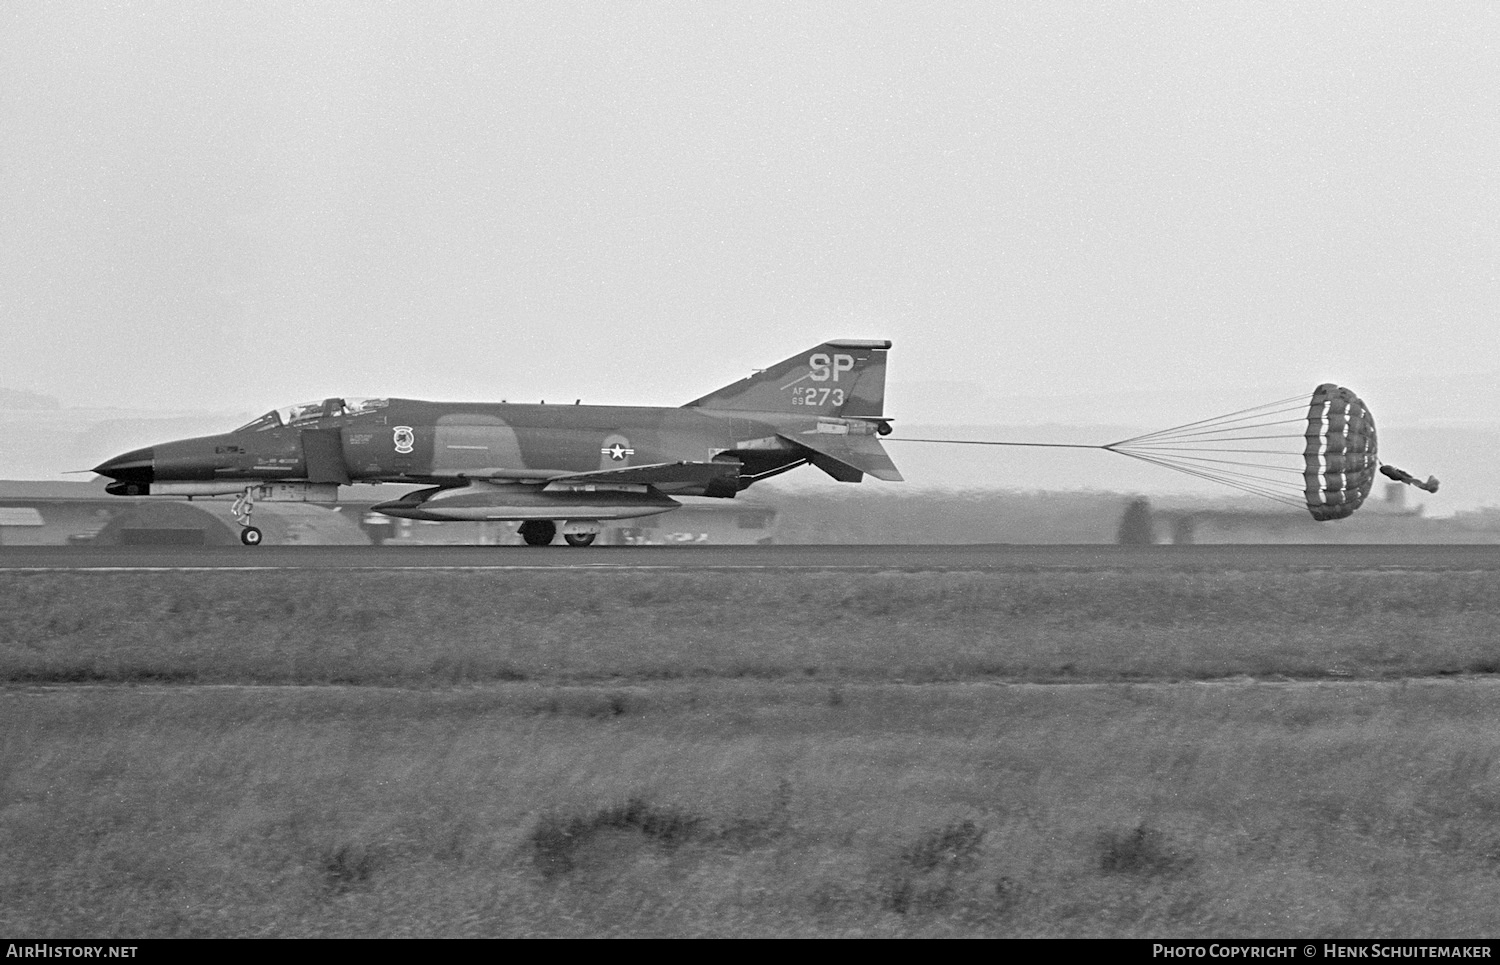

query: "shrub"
xmin=1096 ymin=823 xmax=1193 ymax=877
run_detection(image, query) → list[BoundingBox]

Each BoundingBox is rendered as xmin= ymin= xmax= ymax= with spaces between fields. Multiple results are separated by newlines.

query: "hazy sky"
xmin=3 ymin=1 xmax=1497 ymax=424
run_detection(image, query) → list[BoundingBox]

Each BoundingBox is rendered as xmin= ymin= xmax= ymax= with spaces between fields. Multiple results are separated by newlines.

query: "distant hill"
xmin=0 ymin=388 xmax=60 ymax=410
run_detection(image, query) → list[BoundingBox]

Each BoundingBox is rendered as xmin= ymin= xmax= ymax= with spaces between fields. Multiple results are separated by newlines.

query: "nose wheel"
xmin=563 ymin=532 xmax=596 ymax=547
xmin=231 ymin=487 xmax=265 ymax=547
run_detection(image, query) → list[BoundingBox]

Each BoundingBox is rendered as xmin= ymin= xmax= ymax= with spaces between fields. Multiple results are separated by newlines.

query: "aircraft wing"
xmin=434 ymin=461 xmax=738 ymax=489
xmin=542 ymin=461 xmax=738 ymax=488
xmin=781 ymin=429 xmax=904 ymax=482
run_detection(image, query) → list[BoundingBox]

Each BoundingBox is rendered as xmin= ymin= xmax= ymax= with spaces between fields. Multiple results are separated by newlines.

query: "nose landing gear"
xmin=232 ymin=487 xmax=264 ymax=547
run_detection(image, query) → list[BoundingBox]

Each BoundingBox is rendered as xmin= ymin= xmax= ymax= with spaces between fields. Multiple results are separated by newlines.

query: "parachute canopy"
xmin=1302 ymin=385 xmax=1378 ymax=521
xmin=1103 ymin=384 xmax=1379 ymax=521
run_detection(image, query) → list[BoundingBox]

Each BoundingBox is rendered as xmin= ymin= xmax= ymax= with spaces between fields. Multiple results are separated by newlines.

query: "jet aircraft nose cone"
xmin=93 ymin=446 xmax=155 ymax=483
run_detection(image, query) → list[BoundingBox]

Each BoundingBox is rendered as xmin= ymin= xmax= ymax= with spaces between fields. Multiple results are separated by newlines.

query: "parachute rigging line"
xmin=889 ymin=384 xmax=1431 ymax=521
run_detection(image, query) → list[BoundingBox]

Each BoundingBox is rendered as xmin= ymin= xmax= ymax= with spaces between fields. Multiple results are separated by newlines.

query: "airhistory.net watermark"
xmin=6 ymin=947 xmax=137 ymax=958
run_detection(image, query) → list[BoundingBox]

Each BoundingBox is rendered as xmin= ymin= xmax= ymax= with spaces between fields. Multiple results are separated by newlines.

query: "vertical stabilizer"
xmin=684 ymin=339 xmax=890 ymax=417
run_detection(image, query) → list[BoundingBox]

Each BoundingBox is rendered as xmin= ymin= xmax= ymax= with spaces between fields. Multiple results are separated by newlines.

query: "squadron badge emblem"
xmin=392 ymin=426 xmax=415 ymax=454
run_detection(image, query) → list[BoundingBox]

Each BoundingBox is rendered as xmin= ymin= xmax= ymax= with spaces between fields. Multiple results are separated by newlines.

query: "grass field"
xmin=3 ymin=567 xmax=1500 ymax=936
xmin=4 ymin=568 xmax=1500 ymax=685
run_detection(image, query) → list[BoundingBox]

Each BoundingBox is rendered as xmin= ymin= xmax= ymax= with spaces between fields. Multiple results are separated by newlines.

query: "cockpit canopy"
xmin=234 ymin=397 xmax=387 ymax=432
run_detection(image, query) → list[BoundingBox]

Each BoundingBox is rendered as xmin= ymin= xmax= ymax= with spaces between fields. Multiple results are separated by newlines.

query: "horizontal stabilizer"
xmin=781 ymin=431 xmax=904 ymax=482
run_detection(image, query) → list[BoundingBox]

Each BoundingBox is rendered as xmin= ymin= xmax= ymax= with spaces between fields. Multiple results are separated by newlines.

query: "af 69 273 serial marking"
xmin=792 ymin=387 xmax=847 ymax=407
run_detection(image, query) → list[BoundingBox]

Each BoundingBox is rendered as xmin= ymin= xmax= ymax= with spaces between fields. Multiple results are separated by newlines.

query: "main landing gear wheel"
xmin=563 ymin=532 xmax=597 ymax=547
xmin=240 ymin=526 xmax=263 ymax=546
xmin=518 ymin=520 xmax=557 ymax=546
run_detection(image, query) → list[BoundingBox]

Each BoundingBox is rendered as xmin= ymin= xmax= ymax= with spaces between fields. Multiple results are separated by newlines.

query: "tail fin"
xmin=684 ymin=339 xmax=890 ymax=417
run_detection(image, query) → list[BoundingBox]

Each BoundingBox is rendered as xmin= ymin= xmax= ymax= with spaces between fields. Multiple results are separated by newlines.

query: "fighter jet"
xmin=92 ymin=339 xmax=901 ymax=546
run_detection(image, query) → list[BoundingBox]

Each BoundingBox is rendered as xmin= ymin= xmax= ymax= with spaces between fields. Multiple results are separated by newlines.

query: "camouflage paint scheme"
xmin=93 ymin=340 xmax=901 ymax=544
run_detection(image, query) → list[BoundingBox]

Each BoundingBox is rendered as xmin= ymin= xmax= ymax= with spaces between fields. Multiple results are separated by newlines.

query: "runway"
xmin=2 ymin=543 xmax=1497 ymax=572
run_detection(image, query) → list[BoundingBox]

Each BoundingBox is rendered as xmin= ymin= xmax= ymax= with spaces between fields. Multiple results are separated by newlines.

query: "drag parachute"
xmin=894 ymin=383 xmax=1437 ymax=522
xmin=1104 ymin=384 xmax=1383 ymax=520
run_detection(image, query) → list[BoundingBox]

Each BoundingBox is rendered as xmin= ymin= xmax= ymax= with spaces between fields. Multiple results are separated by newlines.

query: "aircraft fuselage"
xmin=96 ymin=400 xmax=810 ymax=492
xmin=92 ymin=339 xmax=900 ymax=544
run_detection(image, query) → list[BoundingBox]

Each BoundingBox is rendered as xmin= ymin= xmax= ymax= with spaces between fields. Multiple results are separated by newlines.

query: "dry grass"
xmin=1 ymin=681 xmax=1499 ymax=936
xmin=3 ymin=569 xmax=1500 ymax=686
xmin=3 ymin=567 xmax=1500 ymax=936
